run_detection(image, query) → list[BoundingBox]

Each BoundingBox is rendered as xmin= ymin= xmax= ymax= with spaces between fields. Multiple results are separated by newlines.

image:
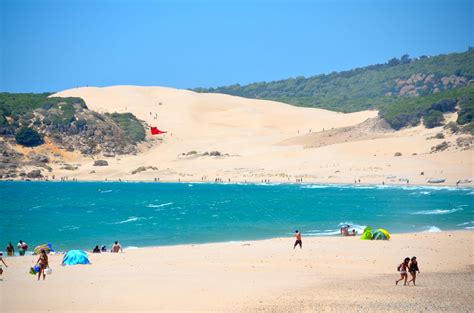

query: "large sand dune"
xmin=46 ymin=86 xmax=472 ymax=185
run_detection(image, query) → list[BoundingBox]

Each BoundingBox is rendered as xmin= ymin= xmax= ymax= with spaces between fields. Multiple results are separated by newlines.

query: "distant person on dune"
xmin=293 ymin=230 xmax=302 ymax=249
xmin=111 ymin=241 xmax=123 ymax=253
xmin=396 ymin=257 xmax=410 ymax=286
xmin=408 ymin=256 xmax=420 ymax=286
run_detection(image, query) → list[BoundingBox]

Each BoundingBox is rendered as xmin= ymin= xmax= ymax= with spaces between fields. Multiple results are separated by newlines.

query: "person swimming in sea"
xmin=408 ymin=256 xmax=420 ymax=286
xmin=396 ymin=257 xmax=410 ymax=286
xmin=293 ymin=230 xmax=302 ymax=249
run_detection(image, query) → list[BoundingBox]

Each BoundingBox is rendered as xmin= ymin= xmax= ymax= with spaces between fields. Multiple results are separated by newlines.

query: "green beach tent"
xmin=360 ymin=226 xmax=372 ymax=240
xmin=372 ymin=229 xmax=390 ymax=240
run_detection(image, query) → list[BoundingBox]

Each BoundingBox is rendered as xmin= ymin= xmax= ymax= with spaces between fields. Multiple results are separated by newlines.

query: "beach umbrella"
xmin=372 ymin=229 xmax=390 ymax=240
xmin=360 ymin=226 xmax=373 ymax=240
xmin=33 ymin=243 xmax=54 ymax=255
xmin=62 ymin=250 xmax=91 ymax=266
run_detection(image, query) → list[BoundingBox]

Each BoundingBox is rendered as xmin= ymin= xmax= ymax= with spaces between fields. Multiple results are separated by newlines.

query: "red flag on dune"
xmin=150 ymin=126 xmax=167 ymax=135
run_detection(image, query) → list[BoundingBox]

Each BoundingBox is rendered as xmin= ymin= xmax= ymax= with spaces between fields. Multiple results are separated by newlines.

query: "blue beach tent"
xmin=62 ymin=250 xmax=91 ymax=266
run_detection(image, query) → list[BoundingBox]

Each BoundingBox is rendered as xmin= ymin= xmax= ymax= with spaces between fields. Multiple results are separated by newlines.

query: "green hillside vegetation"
xmin=106 ymin=112 xmax=146 ymax=143
xmin=380 ymin=84 xmax=474 ymax=130
xmin=194 ymin=49 xmax=474 ymax=113
xmin=0 ymin=92 xmax=145 ymax=143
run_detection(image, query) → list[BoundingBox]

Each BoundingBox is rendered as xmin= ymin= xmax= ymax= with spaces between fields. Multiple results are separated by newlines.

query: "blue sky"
xmin=1 ymin=0 xmax=473 ymax=92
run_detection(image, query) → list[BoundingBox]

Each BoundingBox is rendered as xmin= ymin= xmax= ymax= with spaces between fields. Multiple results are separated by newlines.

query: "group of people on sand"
xmin=291 ymin=231 xmax=422 ymax=287
xmin=1 ymin=240 xmax=124 ymax=281
xmin=340 ymin=225 xmax=357 ymax=236
xmin=92 ymin=241 xmax=123 ymax=253
xmin=396 ymin=256 xmax=420 ymax=286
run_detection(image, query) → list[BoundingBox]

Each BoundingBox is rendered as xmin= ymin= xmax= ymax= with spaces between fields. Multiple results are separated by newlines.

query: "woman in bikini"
xmin=408 ymin=256 xmax=420 ymax=286
xmin=396 ymin=257 xmax=410 ymax=286
xmin=36 ymin=250 xmax=49 ymax=281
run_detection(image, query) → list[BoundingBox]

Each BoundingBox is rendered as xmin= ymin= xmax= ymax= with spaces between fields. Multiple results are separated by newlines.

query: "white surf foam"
xmin=411 ymin=208 xmax=463 ymax=215
xmin=124 ymin=246 xmax=139 ymax=250
xmin=300 ymin=185 xmax=332 ymax=189
xmin=423 ymin=226 xmax=442 ymax=232
xmin=114 ymin=217 xmax=141 ymax=224
xmin=147 ymin=202 xmax=174 ymax=208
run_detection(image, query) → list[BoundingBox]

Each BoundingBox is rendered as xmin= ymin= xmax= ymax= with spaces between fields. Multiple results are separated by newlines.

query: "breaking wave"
xmin=147 ymin=202 xmax=173 ymax=208
xmin=411 ymin=208 xmax=463 ymax=215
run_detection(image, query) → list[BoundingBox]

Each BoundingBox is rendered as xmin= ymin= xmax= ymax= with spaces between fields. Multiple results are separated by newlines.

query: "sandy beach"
xmin=1 ymin=231 xmax=472 ymax=312
xmin=2 ymin=85 xmax=468 ymax=187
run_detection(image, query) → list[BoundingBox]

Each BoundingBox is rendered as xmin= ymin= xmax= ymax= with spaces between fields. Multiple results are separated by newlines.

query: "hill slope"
xmin=194 ymin=49 xmax=474 ymax=113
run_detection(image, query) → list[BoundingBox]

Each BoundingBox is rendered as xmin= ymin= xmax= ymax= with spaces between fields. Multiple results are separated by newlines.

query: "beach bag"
xmin=45 ymin=267 xmax=52 ymax=275
xmin=29 ymin=265 xmax=40 ymax=275
xmin=397 ymin=264 xmax=401 ymax=272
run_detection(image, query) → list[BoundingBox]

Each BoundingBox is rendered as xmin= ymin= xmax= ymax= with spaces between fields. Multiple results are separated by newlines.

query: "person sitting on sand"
xmin=408 ymin=256 xmax=420 ymax=286
xmin=396 ymin=257 xmax=410 ymax=286
xmin=111 ymin=241 xmax=122 ymax=253
xmin=101 ymin=245 xmax=107 ymax=252
xmin=340 ymin=225 xmax=350 ymax=236
xmin=347 ymin=229 xmax=357 ymax=236
xmin=6 ymin=243 xmax=14 ymax=256
xmin=93 ymin=245 xmax=101 ymax=253
xmin=293 ymin=230 xmax=302 ymax=249
xmin=0 ymin=252 xmax=8 ymax=278
xmin=36 ymin=250 xmax=48 ymax=281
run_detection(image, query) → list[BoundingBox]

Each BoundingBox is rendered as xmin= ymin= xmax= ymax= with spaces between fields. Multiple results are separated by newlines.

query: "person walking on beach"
xmin=36 ymin=250 xmax=48 ymax=281
xmin=6 ymin=243 xmax=14 ymax=256
xmin=17 ymin=240 xmax=27 ymax=256
xmin=0 ymin=252 xmax=8 ymax=279
xmin=396 ymin=257 xmax=410 ymax=286
xmin=111 ymin=241 xmax=123 ymax=253
xmin=293 ymin=230 xmax=302 ymax=249
xmin=408 ymin=256 xmax=420 ymax=286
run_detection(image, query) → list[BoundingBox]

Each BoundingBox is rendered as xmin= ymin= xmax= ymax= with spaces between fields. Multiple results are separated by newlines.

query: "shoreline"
xmin=4 ymin=230 xmax=472 ymax=256
xmin=1 ymin=178 xmax=473 ymax=189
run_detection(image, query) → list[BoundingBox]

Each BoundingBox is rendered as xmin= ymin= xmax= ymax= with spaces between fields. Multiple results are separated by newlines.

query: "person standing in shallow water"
xmin=293 ymin=230 xmax=302 ymax=249
xmin=6 ymin=243 xmax=14 ymax=256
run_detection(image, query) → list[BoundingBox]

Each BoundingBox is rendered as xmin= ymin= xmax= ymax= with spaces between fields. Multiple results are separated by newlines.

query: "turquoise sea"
xmin=0 ymin=181 xmax=472 ymax=251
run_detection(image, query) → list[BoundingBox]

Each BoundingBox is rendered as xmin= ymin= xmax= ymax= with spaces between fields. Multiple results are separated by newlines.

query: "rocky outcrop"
xmin=394 ymin=74 xmax=470 ymax=97
xmin=26 ymin=169 xmax=42 ymax=178
xmin=93 ymin=160 xmax=108 ymax=166
xmin=431 ymin=141 xmax=449 ymax=153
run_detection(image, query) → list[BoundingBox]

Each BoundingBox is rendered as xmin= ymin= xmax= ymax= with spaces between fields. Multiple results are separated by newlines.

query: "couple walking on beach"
xmin=396 ymin=256 xmax=420 ymax=286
